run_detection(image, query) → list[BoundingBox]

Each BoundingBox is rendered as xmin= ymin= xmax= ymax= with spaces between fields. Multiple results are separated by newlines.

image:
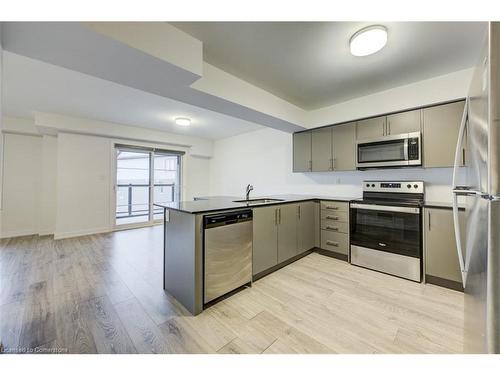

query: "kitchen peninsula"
xmin=155 ymin=194 xmax=358 ymax=315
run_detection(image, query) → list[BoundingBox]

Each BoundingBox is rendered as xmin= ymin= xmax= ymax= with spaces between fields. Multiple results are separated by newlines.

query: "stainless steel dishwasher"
xmin=203 ymin=210 xmax=253 ymax=304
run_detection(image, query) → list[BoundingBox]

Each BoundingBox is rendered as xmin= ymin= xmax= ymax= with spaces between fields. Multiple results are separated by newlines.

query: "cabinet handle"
xmin=388 ymin=120 xmax=391 ymax=135
xmin=326 ymin=226 xmax=339 ymax=231
xmin=278 ymin=208 xmax=281 ymax=225
xmin=297 ymin=205 xmax=301 ymax=219
xmin=309 ymin=160 xmax=312 ymax=171
xmin=428 ymin=211 xmax=431 ymax=231
xmin=326 ymin=240 xmax=339 ymax=247
xmin=329 ymin=158 xmax=333 ymax=170
xmin=325 ymin=206 xmax=339 ymax=210
xmin=326 ymin=216 xmax=339 ymax=220
xmin=462 ymin=148 xmax=466 ymax=166
xmin=275 ymin=209 xmax=278 ymax=225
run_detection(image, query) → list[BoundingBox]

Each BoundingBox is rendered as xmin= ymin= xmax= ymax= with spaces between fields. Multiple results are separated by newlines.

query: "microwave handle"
xmin=403 ymin=138 xmax=409 ymax=161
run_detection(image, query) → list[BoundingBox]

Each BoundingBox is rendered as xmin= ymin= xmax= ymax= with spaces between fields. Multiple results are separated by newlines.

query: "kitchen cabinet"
xmin=252 ymin=205 xmax=278 ymax=275
xmin=424 ymin=207 xmax=465 ymax=288
xmin=277 ymin=204 xmax=299 ymax=263
xmin=423 ymin=100 xmax=466 ymax=168
xmin=319 ymin=200 xmax=349 ymax=259
xmin=297 ymin=201 xmax=316 ymax=253
xmin=293 ymin=132 xmax=312 ymax=172
xmin=311 ymin=127 xmax=333 ymax=171
xmin=386 ymin=109 xmax=421 ymax=135
xmin=356 ymin=116 xmax=386 ymax=140
xmin=253 ymin=202 xmax=316 ymax=276
xmin=332 ymin=122 xmax=356 ymax=171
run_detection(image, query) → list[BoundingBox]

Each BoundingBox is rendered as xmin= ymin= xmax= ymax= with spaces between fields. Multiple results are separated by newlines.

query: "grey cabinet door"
xmin=293 ymin=132 xmax=312 ymax=172
xmin=311 ymin=127 xmax=333 ymax=171
xmin=277 ymin=204 xmax=298 ymax=263
xmin=356 ymin=116 xmax=386 ymax=140
xmin=252 ymin=206 xmax=278 ymax=275
xmin=386 ymin=109 xmax=421 ymax=135
xmin=297 ymin=201 xmax=315 ymax=254
xmin=423 ymin=100 xmax=466 ymax=168
xmin=424 ymin=207 xmax=465 ymax=283
xmin=332 ymin=122 xmax=356 ymax=171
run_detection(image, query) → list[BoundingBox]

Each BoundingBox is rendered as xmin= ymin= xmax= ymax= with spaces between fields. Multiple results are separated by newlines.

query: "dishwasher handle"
xmin=204 ymin=210 xmax=253 ymax=229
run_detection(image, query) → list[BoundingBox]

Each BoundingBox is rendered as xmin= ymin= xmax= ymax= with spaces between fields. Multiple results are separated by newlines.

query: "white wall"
xmin=0 ymin=133 xmax=41 ymax=238
xmin=55 ymin=133 xmax=112 ymax=239
xmin=306 ymin=68 xmax=473 ymax=127
xmin=185 ymin=155 xmax=211 ymax=199
xmin=39 ymin=135 xmax=57 ymax=235
xmin=1 ymin=114 xmax=214 ymax=239
xmin=210 ymin=128 xmax=456 ymax=202
xmin=210 ymin=69 xmax=473 ymax=202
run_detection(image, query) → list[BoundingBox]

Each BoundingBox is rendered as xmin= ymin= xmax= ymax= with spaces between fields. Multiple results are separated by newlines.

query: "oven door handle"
xmin=350 ymin=203 xmax=420 ymax=214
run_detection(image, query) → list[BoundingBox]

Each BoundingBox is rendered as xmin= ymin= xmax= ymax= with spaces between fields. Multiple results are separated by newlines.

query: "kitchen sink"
xmin=233 ymin=198 xmax=284 ymax=205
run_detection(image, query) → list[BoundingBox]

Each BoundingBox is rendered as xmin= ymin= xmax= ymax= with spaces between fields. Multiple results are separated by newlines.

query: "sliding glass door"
xmin=115 ymin=147 xmax=181 ymax=228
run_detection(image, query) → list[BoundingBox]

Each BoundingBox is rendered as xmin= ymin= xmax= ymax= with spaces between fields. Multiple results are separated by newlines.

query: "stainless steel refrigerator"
xmin=452 ymin=22 xmax=500 ymax=353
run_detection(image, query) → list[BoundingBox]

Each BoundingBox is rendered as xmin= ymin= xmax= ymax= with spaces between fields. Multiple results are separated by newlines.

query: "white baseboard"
xmin=53 ymin=227 xmax=111 ymax=240
xmin=0 ymin=229 xmax=39 ymax=239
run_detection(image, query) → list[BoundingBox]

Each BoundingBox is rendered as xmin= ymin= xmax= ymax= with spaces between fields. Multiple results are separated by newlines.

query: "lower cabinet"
xmin=277 ymin=204 xmax=299 ymax=263
xmin=252 ymin=206 xmax=278 ymax=275
xmin=297 ymin=201 xmax=316 ymax=253
xmin=253 ymin=202 xmax=317 ymax=276
xmin=424 ymin=207 xmax=465 ymax=289
xmin=319 ymin=200 xmax=350 ymax=259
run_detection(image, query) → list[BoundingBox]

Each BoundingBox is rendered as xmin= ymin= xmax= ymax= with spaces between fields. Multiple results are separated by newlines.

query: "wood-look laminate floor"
xmin=0 ymin=226 xmax=464 ymax=354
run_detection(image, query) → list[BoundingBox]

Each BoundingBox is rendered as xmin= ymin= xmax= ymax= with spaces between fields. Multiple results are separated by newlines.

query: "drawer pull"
xmin=326 ymin=226 xmax=339 ymax=231
xmin=326 ymin=206 xmax=339 ymax=210
xmin=326 ymin=216 xmax=339 ymax=220
xmin=326 ymin=241 xmax=339 ymax=247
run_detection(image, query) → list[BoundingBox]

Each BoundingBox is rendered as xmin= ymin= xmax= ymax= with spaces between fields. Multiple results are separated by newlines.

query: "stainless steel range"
xmin=349 ymin=180 xmax=424 ymax=282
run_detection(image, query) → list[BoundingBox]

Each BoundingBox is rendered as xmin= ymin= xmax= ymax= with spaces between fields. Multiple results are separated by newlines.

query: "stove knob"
xmin=366 ymin=184 xmax=370 ymax=187
xmin=371 ymin=184 xmax=375 ymax=187
xmin=414 ymin=184 xmax=419 ymax=189
xmin=407 ymin=184 xmax=412 ymax=189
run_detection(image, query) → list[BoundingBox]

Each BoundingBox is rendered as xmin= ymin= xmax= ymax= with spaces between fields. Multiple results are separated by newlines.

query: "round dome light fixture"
xmin=350 ymin=25 xmax=388 ymax=57
xmin=175 ymin=117 xmax=191 ymax=126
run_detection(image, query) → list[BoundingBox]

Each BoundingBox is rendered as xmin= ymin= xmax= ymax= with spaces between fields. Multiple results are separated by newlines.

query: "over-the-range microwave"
xmin=356 ymin=132 xmax=421 ymax=169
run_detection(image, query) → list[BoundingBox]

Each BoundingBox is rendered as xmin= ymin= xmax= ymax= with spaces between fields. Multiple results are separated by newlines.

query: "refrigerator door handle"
xmin=452 ymin=193 xmax=467 ymax=288
xmin=451 ymin=97 xmax=469 ymax=288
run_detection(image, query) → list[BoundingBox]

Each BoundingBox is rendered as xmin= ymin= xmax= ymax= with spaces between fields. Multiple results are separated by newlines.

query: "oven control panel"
xmin=363 ymin=180 xmax=424 ymax=194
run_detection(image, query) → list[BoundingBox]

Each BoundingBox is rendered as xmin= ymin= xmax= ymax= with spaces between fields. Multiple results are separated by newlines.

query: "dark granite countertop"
xmin=154 ymin=194 xmax=360 ymax=214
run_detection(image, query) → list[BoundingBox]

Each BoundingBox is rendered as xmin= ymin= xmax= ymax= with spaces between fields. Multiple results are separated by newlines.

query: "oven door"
xmin=357 ymin=135 xmax=409 ymax=168
xmin=350 ymin=203 xmax=422 ymax=258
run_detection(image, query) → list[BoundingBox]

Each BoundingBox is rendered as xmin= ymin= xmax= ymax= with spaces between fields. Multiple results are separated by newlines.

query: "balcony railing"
xmin=116 ymin=183 xmax=175 ymax=219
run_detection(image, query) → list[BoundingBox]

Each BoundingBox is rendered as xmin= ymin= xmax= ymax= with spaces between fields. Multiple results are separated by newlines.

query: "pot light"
xmin=350 ymin=25 xmax=388 ymax=57
xmin=175 ymin=117 xmax=191 ymax=126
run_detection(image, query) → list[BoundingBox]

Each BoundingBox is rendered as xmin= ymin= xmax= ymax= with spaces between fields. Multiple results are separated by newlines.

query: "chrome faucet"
xmin=245 ymin=184 xmax=254 ymax=201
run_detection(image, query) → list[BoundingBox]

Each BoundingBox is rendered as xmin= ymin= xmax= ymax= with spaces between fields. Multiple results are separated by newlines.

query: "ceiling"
xmin=172 ymin=22 xmax=486 ymax=109
xmin=2 ymin=51 xmax=263 ymax=140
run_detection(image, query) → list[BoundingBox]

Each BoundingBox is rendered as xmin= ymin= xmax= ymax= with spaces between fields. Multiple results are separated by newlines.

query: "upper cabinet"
xmin=386 ymin=109 xmax=421 ymax=135
xmin=423 ymin=100 xmax=466 ymax=168
xmin=356 ymin=116 xmax=386 ymax=139
xmin=292 ymin=99 xmax=466 ymax=172
xmin=332 ymin=122 xmax=356 ymax=171
xmin=311 ymin=127 xmax=333 ymax=171
xmin=293 ymin=132 xmax=312 ymax=172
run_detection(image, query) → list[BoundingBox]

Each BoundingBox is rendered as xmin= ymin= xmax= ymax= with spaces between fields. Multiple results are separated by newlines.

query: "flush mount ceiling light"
xmin=350 ymin=25 xmax=388 ymax=57
xmin=175 ymin=117 xmax=191 ymax=126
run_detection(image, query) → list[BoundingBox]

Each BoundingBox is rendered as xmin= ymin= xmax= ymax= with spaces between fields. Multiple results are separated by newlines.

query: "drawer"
xmin=320 ymin=230 xmax=349 ymax=255
xmin=320 ymin=220 xmax=348 ymax=234
xmin=320 ymin=201 xmax=349 ymax=212
xmin=320 ymin=210 xmax=348 ymax=222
